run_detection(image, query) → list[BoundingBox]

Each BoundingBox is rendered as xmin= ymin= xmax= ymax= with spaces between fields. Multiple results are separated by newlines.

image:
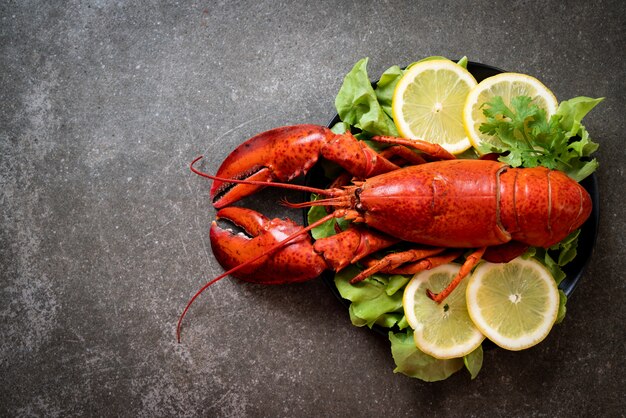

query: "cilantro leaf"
xmin=479 ymin=95 xmax=602 ymax=181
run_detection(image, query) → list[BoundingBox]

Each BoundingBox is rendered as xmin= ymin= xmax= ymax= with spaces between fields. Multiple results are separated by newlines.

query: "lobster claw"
xmin=210 ymin=124 xmax=333 ymax=208
xmin=209 ymin=207 xmax=327 ymax=284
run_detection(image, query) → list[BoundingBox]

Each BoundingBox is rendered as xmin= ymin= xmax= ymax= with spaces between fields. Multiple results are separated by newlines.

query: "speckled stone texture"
xmin=1 ymin=1 xmax=625 ymax=416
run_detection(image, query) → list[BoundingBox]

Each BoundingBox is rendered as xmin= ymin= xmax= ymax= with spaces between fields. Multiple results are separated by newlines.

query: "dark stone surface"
xmin=1 ymin=1 xmax=624 ymax=416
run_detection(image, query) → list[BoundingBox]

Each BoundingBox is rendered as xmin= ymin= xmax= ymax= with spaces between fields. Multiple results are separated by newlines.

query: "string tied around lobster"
xmin=177 ymin=124 xmax=591 ymax=342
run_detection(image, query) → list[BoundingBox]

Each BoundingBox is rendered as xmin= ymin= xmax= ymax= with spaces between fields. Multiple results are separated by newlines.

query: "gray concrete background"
xmin=1 ymin=1 xmax=624 ymax=416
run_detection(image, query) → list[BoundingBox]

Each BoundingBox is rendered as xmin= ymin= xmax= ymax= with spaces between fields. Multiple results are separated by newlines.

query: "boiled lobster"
xmin=177 ymin=124 xmax=591 ymax=340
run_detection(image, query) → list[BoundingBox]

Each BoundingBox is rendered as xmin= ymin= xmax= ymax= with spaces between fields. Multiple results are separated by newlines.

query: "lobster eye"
xmin=354 ymin=187 xmax=365 ymax=212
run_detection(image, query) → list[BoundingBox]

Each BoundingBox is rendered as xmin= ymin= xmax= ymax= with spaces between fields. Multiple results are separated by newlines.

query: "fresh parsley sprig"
xmin=478 ymin=95 xmax=603 ymax=181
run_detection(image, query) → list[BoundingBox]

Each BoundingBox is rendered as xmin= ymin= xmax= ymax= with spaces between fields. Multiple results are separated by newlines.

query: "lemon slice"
xmin=466 ymin=257 xmax=559 ymax=351
xmin=403 ymin=264 xmax=485 ymax=359
xmin=392 ymin=60 xmax=477 ymax=155
xmin=463 ymin=72 xmax=558 ymax=153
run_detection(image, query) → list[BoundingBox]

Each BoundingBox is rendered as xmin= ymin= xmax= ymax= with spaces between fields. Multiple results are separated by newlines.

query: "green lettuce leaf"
xmin=557 ymin=96 xmax=604 ymax=138
xmin=556 ymin=96 xmax=603 ymax=181
xmin=330 ymin=121 xmax=351 ymax=134
xmin=335 ymin=58 xmax=399 ymax=136
xmin=386 ymin=274 xmax=410 ymax=296
xmin=374 ymin=65 xmax=403 ymax=118
xmin=307 ymin=196 xmax=351 ymax=240
xmin=556 ymin=290 xmax=567 ymax=324
xmin=334 ymin=266 xmax=405 ymax=328
xmin=463 ymin=345 xmax=483 ymax=379
xmin=525 ymin=229 xmax=581 ymax=286
xmin=334 ymin=56 xmax=467 ymax=138
xmin=389 ymin=330 xmax=464 ymax=382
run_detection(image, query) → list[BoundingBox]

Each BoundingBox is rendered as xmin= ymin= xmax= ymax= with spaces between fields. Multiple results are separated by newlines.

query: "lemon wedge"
xmin=463 ymin=72 xmax=558 ymax=153
xmin=392 ymin=60 xmax=477 ymax=155
xmin=403 ymin=264 xmax=484 ymax=359
xmin=466 ymin=257 xmax=559 ymax=351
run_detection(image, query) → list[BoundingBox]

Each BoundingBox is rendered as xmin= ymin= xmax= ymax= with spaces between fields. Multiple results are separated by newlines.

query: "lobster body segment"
xmin=357 ymin=159 xmax=511 ymax=248
xmin=499 ymin=167 xmax=591 ymax=248
xmin=355 ymin=159 xmax=591 ymax=250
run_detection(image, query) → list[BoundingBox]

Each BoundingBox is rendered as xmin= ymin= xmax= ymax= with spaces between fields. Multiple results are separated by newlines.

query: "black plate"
xmin=302 ymin=61 xmax=599 ymax=334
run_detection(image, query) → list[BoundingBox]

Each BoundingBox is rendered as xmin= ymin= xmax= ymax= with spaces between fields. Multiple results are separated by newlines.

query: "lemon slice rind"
xmin=403 ymin=264 xmax=485 ymax=359
xmin=392 ymin=60 xmax=478 ymax=155
xmin=466 ymin=257 xmax=559 ymax=351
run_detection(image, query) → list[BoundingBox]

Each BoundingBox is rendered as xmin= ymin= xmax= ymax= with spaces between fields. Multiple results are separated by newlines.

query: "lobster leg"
xmin=383 ymin=250 xmax=463 ymax=275
xmin=349 ymin=247 xmax=449 ymax=283
xmin=371 ymin=136 xmax=456 ymax=161
xmin=378 ymin=145 xmax=428 ymax=166
xmin=427 ymin=247 xmax=487 ymax=303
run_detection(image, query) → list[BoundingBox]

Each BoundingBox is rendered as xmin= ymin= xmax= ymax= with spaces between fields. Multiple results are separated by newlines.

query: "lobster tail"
xmin=499 ymin=167 xmax=592 ymax=248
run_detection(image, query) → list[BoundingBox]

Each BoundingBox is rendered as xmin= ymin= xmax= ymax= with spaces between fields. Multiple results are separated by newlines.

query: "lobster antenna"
xmin=280 ymin=195 xmax=352 ymax=209
xmin=176 ymin=208 xmax=356 ymax=343
xmin=190 ymin=156 xmax=337 ymax=197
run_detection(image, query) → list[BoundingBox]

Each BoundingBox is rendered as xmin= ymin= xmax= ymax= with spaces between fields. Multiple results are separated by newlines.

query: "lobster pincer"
xmin=210 ymin=206 xmax=327 ymax=284
xmin=210 ymin=124 xmax=455 ymax=208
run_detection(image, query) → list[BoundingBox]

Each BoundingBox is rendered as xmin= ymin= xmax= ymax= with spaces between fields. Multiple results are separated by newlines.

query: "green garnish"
xmin=479 ymin=95 xmax=603 ymax=181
